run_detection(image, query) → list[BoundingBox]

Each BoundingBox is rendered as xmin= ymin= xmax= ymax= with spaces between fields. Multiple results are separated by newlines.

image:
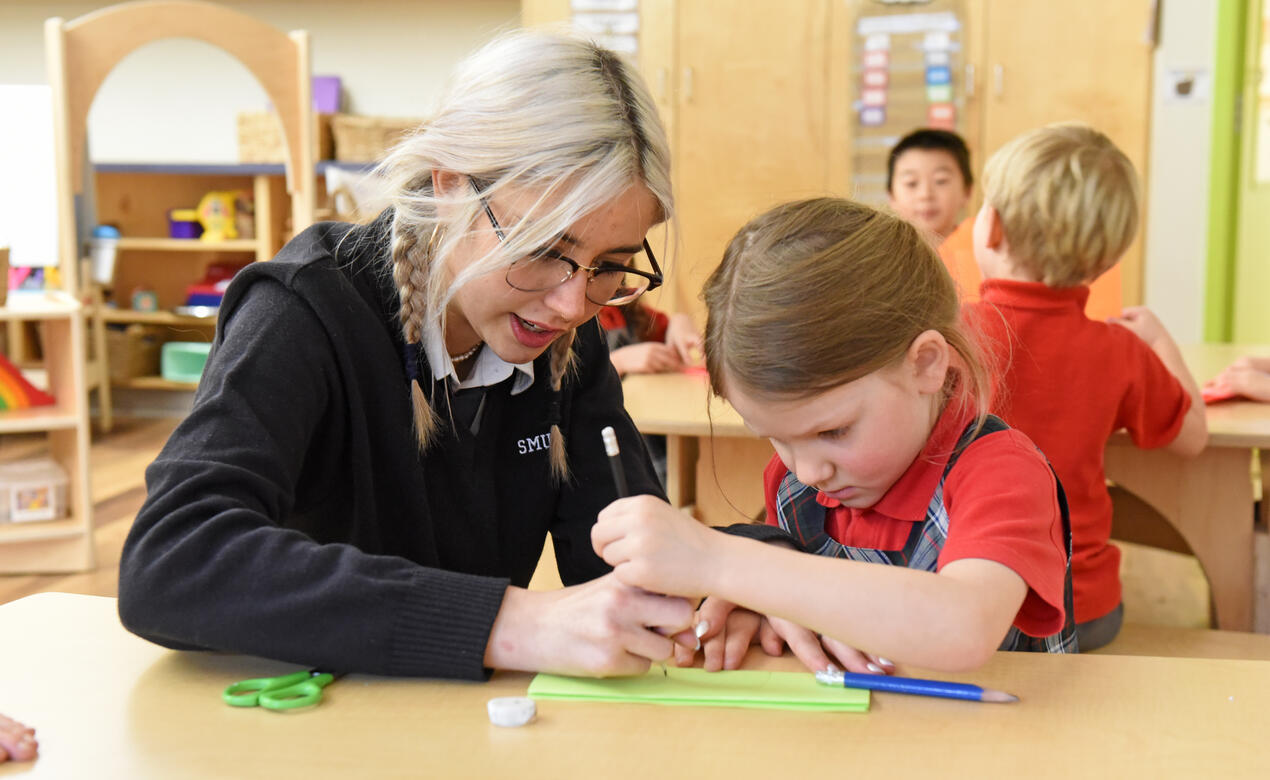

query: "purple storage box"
xmin=265 ymin=76 xmax=343 ymax=113
xmin=168 ymin=209 xmax=203 ymax=239
xmin=313 ymin=76 xmax=342 ymax=114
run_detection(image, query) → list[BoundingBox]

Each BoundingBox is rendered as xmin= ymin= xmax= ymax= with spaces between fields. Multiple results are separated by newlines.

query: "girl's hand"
xmin=1228 ymin=355 xmax=1270 ymax=374
xmin=610 ymin=342 xmax=684 ymax=376
xmin=1214 ymin=362 xmax=1270 ymax=402
xmin=592 ymin=495 xmax=725 ymax=598
xmin=673 ymin=597 xmax=764 ymax=671
xmin=759 ymin=615 xmax=895 ymax=676
xmin=485 ymin=575 xmax=696 ymax=677
xmin=664 ymin=313 xmax=704 ymax=366
xmin=0 ymin=714 xmax=37 ymax=763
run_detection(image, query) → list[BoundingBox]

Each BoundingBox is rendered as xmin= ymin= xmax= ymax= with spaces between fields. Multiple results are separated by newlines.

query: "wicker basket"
xmin=106 ymin=324 xmax=164 ymax=384
xmin=237 ymin=112 xmax=335 ymax=163
xmin=331 ymin=114 xmax=422 ymax=163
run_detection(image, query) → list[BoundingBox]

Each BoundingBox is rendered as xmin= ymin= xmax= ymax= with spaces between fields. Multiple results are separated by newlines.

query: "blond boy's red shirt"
xmin=966 ymin=279 xmax=1191 ymax=622
xmin=762 ymin=402 xmax=1068 ymax=638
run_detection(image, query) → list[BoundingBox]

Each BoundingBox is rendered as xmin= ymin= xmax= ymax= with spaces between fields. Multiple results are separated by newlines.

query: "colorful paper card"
xmin=928 ymin=103 xmax=956 ymax=129
xmin=863 ymin=69 xmax=890 ymax=88
xmin=861 ymin=88 xmax=888 ymax=107
xmin=927 ymin=84 xmax=953 ymax=103
xmin=864 ymin=33 xmax=890 ymax=51
xmin=863 ymin=50 xmax=889 ymax=69
xmin=1202 ymin=380 xmax=1241 ymax=404
xmin=528 ymin=667 xmax=870 ymax=712
xmin=860 ymin=106 xmax=886 ymax=127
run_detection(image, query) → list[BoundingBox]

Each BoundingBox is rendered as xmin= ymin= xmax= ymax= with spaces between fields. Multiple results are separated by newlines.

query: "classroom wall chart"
xmin=850 ymin=1 xmax=967 ymax=208
xmin=571 ymin=0 xmax=640 ymax=58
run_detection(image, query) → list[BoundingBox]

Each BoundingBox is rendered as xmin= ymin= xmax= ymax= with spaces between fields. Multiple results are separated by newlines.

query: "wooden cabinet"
xmin=0 ymin=292 xmax=94 ymax=572
xmin=965 ymin=0 xmax=1154 ymax=306
xmin=525 ymin=0 xmax=850 ymax=320
xmin=666 ymin=0 xmax=849 ymax=315
xmin=93 ymin=163 xmax=300 ymax=390
xmin=525 ymin=0 xmax=1154 ymax=313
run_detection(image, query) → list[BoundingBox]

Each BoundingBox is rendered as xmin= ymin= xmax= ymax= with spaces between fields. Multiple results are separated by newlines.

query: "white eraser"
xmin=487 ymin=696 xmax=536 ymax=727
xmin=601 ymin=426 xmax=620 ymax=457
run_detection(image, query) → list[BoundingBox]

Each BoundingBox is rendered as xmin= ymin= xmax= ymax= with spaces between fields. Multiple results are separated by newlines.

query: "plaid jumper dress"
xmin=773 ymin=415 xmax=1079 ymax=653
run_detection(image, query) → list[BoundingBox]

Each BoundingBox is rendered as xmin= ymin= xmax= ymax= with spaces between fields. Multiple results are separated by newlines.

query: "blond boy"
xmin=966 ymin=122 xmax=1206 ymax=650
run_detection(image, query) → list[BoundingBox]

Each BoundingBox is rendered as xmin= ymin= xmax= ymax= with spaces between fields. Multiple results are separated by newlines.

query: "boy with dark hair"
xmin=887 ymin=128 xmax=973 ymax=243
xmin=887 ymin=128 xmax=978 ymax=299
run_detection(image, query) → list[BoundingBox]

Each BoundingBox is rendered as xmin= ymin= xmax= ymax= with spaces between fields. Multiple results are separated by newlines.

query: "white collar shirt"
xmin=422 ymin=320 xmax=535 ymax=395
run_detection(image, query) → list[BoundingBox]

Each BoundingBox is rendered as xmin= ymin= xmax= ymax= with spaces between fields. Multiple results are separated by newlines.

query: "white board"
xmin=0 ymin=86 xmax=59 ymax=267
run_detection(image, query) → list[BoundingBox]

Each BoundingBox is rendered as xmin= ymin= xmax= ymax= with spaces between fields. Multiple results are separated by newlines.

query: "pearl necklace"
xmin=449 ymin=342 xmax=483 ymax=364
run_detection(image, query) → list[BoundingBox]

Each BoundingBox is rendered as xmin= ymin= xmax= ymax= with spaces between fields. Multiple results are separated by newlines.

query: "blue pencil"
xmin=814 ymin=670 xmax=1019 ymax=703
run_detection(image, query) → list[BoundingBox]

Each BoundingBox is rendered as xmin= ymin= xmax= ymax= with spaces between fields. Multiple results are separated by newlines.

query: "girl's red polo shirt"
xmin=763 ymin=402 xmax=1069 ymax=639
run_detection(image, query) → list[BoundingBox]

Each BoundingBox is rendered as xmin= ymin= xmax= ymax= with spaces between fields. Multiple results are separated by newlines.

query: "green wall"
xmin=1231 ymin=0 xmax=1270 ymax=342
xmin=1205 ymin=0 xmax=1248 ymax=341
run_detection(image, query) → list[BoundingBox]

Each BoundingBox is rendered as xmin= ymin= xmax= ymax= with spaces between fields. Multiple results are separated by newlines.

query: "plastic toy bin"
xmin=0 ymin=458 xmax=69 ymax=524
xmin=161 ymin=342 xmax=213 ymax=383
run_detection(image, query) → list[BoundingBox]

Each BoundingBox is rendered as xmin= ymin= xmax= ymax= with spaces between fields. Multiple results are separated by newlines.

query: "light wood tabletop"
xmin=2 ymin=592 xmax=1269 ymax=779
xmin=622 ymin=344 xmax=1270 ymax=632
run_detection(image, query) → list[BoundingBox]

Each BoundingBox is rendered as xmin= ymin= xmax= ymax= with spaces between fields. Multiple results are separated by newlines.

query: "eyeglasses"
xmin=478 ymin=196 xmax=663 ymax=307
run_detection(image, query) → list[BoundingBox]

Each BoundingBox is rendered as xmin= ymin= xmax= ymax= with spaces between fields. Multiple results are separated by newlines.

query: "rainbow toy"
xmin=0 ymin=353 xmax=56 ymax=410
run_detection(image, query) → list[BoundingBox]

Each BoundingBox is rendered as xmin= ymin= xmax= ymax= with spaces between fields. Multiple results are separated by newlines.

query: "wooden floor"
xmin=0 ymin=416 xmax=1224 ymax=637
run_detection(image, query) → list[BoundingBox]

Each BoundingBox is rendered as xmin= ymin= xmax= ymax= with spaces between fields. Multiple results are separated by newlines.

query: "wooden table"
xmin=1104 ymin=344 xmax=1270 ymax=632
xmin=2 ymin=592 xmax=1268 ymax=778
xmin=621 ymin=369 xmax=747 ymax=511
xmin=623 ymin=344 xmax=1270 ymax=632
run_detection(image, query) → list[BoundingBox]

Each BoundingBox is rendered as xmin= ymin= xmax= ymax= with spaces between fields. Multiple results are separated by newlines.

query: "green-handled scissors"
xmin=223 ymin=669 xmax=343 ymax=711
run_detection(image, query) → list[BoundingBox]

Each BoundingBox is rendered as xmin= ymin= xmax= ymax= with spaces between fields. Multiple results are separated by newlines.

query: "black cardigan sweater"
xmin=117 ymin=216 xmax=663 ymax=679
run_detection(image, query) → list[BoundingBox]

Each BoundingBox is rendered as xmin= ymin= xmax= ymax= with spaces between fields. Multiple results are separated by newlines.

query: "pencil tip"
xmin=981 ymin=690 xmax=1019 ymax=703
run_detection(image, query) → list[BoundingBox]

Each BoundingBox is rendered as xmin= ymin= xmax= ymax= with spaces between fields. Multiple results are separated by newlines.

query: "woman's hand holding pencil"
xmin=486 ymin=575 xmax=697 ymax=677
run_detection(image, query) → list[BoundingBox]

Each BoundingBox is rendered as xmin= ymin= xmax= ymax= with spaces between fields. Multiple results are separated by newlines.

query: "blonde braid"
xmin=546 ymin=328 xmax=578 ymax=481
xmin=390 ymin=217 xmax=439 ymax=450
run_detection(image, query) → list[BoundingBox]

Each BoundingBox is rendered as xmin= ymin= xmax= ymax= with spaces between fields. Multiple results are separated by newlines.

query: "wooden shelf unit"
xmin=116 ymin=237 xmax=259 ymax=252
xmin=93 ymin=163 xmax=297 ymax=391
xmin=92 ymin=162 xmax=353 ymax=395
xmin=101 ymin=309 xmax=217 ymax=327
xmin=116 ymin=376 xmax=199 ymax=391
xmin=0 ymin=292 xmax=95 ymax=572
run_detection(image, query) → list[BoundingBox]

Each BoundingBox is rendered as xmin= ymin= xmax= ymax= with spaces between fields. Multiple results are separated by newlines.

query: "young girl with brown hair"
xmin=592 ymin=198 xmax=1078 ymax=675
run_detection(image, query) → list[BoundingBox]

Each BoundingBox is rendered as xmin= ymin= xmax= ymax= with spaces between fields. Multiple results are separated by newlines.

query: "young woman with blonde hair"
xmin=593 ymin=198 xmax=1078 ymax=676
xmin=120 ymin=30 xmax=696 ymax=679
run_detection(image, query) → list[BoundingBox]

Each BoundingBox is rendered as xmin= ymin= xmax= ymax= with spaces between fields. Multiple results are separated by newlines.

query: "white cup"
xmin=89 ymin=225 xmax=120 ymax=285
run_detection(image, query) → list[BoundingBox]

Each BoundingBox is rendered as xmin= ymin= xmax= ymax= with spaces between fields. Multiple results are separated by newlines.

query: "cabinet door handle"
xmin=682 ymin=66 xmax=694 ymax=103
xmin=657 ymin=67 xmax=670 ymax=102
xmin=993 ymin=64 xmax=1004 ymax=97
xmin=964 ymin=63 xmax=975 ymax=99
